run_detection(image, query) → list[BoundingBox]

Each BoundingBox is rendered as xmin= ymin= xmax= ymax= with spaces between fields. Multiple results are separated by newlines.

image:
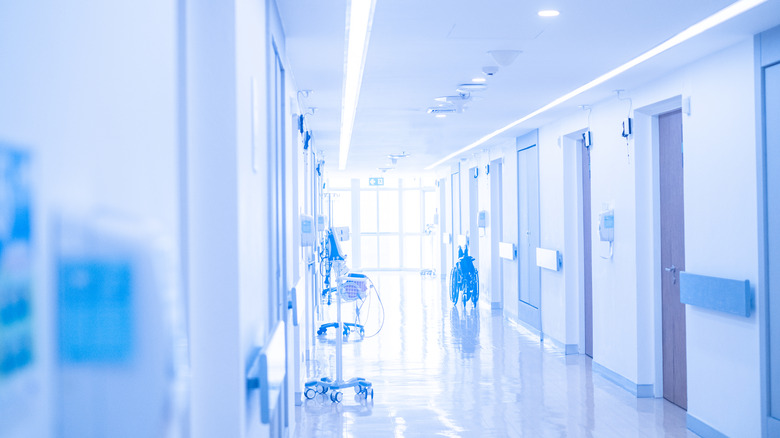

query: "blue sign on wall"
xmin=0 ymin=147 xmax=33 ymax=379
xmin=58 ymin=261 xmax=133 ymax=363
xmin=368 ymin=177 xmax=384 ymax=186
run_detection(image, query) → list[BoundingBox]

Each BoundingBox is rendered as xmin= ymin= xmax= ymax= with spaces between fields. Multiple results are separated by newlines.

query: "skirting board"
xmin=687 ymin=414 xmax=727 ymax=438
xmin=506 ymin=314 xmax=542 ymax=338
xmin=544 ymin=334 xmax=578 ymax=355
xmin=592 ymin=361 xmax=654 ymax=398
xmin=506 ymin=315 xmax=578 ymax=355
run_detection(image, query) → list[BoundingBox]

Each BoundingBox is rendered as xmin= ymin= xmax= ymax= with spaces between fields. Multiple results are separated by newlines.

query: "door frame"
xmin=562 ymin=129 xmax=591 ymax=356
xmin=516 ymin=131 xmax=542 ymax=331
xmin=757 ymin=26 xmax=780 ymax=436
xmin=634 ymin=96 xmax=683 ymax=399
xmin=490 ymin=158 xmax=504 ymax=309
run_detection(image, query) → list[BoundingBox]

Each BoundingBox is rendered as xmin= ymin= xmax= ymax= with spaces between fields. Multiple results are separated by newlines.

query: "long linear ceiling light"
xmin=426 ymin=0 xmax=766 ymax=170
xmin=339 ymin=0 xmax=377 ymax=170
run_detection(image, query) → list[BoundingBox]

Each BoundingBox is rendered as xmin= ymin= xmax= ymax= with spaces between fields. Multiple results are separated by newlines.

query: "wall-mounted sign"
xmin=368 ymin=177 xmax=384 ymax=186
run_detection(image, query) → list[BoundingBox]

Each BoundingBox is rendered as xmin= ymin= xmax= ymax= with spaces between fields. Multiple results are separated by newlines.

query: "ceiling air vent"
xmin=427 ymin=107 xmax=457 ymax=114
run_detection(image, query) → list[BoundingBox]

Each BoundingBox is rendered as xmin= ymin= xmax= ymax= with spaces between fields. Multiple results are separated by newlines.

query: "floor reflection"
xmin=294 ymin=271 xmax=693 ymax=437
xmin=449 ymin=305 xmax=480 ymax=357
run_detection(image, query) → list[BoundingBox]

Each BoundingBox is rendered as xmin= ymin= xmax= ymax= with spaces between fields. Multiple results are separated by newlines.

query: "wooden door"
xmin=582 ymin=140 xmax=593 ymax=358
xmin=659 ymin=109 xmax=687 ymax=410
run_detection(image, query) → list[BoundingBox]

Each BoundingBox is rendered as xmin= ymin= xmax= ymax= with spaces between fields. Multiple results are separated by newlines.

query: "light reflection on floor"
xmin=294 ymin=272 xmax=693 ymax=437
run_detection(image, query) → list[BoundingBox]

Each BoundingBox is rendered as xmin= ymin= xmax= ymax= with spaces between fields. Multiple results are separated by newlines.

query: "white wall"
xmin=186 ymin=1 xmax=243 ymax=436
xmin=439 ymin=37 xmax=763 ymax=437
xmin=529 ymin=40 xmax=762 ymax=436
xmin=189 ymin=0 xmax=298 ymax=437
xmin=681 ymin=40 xmax=761 ymax=437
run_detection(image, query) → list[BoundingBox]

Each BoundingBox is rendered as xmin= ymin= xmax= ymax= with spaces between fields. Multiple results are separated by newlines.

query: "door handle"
xmin=665 ymin=265 xmax=677 ymax=284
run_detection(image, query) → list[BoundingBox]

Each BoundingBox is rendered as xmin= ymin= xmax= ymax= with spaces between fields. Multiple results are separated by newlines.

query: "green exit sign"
xmin=368 ymin=177 xmax=384 ymax=186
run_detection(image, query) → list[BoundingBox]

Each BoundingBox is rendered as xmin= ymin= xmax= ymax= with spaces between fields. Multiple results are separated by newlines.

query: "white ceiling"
xmin=278 ymin=0 xmax=780 ymax=174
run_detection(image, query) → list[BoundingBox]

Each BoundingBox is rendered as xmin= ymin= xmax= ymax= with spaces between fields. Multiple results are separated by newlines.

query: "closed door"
xmin=517 ymin=145 xmax=541 ymax=330
xmin=469 ymin=167 xmax=479 ymax=264
xmin=582 ymin=140 xmax=593 ymax=358
xmin=659 ymin=109 xmax=687 ymax=410
xmin=451 ymin=171 xmax=461 ymax=267
xmin=765 ymin=61 xmax=780 ymax=425
xmin=490 ymin=160 xmax=503 ymax=306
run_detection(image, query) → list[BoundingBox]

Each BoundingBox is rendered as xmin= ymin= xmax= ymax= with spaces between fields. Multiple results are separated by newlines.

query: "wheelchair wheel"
xmin=450 ymin=267 xmax=460 ymax=305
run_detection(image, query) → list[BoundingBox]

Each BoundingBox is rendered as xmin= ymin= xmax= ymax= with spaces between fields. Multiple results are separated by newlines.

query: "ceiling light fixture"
xmin=338 ymin=0 xmax=377 ymax=170
xmin=456 ymin=83 xmax=488 ymax=93
xmin=388 ymin=152 xmax=411 ymax=159
xmin=436 ymin=114 xmax=447 ymax=118
xmin=472 ymin=77 xmax=487 ymax=83
xmin=426 ymin=0 xmax=767 ymax=170
xmin=538 ymin=10 xmax=560 ymax=17
xmin=488 ymin=50 xmax=521 ymax=67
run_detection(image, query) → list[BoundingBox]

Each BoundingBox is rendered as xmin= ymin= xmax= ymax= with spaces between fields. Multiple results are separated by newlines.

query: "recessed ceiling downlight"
xmin=538 ymin=10 xmax=560 ymax=17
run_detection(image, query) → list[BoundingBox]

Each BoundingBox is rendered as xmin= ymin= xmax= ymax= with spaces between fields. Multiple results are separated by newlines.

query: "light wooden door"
xmin=582 ymin=140 xmax=593 ymax=358
xmin=659 ymin=109 xmax=687 ymax=410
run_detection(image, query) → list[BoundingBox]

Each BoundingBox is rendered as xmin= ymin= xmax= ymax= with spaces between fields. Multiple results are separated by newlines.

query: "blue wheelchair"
xmin=450 ymin=245 xmax=479 ymax=307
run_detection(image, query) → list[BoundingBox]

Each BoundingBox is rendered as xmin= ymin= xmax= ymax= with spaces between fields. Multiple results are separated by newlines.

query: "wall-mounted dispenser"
xmin=598 ymin=209 xmax=614 ymax=242
xmin=598 ymin=205 xmax=614 ymax=259
xmin=301 ymin=215 xmax=315 ymax=246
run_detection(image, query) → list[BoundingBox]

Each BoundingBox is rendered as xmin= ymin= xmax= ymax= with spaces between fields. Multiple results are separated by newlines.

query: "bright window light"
xmin=538 ymin=10 xmax=560 ymax=17
xmin=426 ymin=0 xmax=766 ymax=170
xmin=339 ymin=0 xmax=377 ymax=170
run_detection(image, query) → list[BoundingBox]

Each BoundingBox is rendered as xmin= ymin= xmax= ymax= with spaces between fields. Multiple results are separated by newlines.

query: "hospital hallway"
xmin=294 ymin=272 xmax=692 ymax=437
xmin=5 ymin=1 xmax=780 ymax=437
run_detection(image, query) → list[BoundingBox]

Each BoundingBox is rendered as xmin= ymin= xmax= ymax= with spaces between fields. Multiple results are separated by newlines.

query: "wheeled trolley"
xmin=305 ymin=258 xmax=375 ymax=403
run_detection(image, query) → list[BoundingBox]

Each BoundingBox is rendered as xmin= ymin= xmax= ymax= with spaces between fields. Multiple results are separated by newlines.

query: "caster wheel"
xmin=304 ymin=388 xmax=316 ymax=400
xmin=359 ymin=328 xmax=365 ymax=337
xmin=368 ymin=388 xmax=374 ymax=399
xmin=330 ymin=391 xmax=343 ymax=403
xmin=354 ymin=385 xmax=361 ymax=394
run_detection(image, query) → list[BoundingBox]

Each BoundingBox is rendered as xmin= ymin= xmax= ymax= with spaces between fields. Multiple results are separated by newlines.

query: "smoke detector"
xmin=482 ymin=65 xmax=499 ymax=76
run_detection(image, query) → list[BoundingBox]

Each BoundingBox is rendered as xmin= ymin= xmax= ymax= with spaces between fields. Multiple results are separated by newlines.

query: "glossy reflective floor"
xmin=294 ymin=272 xmax=694 ymax=437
